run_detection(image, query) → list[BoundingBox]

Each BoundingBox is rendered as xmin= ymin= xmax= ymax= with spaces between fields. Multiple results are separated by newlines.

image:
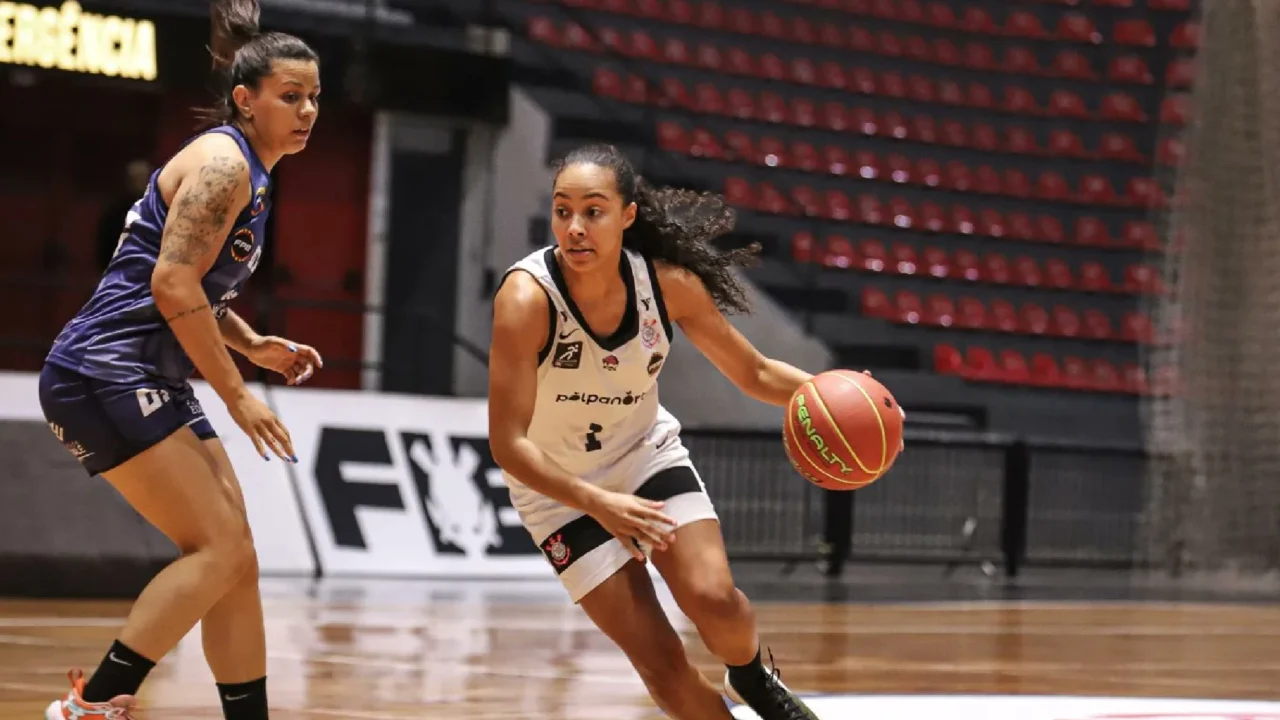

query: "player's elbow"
xmin=488 ymin=430 xmax=524 ymax=474
xmin=150 ymin=263 xmax=202 ymax=308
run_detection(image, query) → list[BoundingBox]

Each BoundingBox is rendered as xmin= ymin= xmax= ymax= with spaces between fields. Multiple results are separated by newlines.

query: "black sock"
xmin=217 ymin=676 xmax=268 ymax=720
xmin=82 ymin=640 xmax=156 ymax=703
xmin=727 ymin=647 xmax=765 ymax=689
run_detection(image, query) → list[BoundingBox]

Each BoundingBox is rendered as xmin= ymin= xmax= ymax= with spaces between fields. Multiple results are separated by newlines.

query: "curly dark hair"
xmin=552 ymin=144 xmax=761 ymax=314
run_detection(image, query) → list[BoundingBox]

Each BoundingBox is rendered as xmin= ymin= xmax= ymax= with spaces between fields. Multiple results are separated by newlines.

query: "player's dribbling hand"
xmin=228 ymin=391 xmax=297 ymax=463
xmin=246 ymin=336 xmax=324 ymax=386
xmin=589 ymin=490 xmax=678 ymax=562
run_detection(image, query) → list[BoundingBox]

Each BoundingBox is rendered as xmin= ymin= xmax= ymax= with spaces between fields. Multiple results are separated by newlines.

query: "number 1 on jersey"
xmin=584 ymin=423 xmax=603 ymax=452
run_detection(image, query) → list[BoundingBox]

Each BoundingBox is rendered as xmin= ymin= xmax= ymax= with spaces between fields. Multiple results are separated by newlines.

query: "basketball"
xmin=783 ymin=370 xmax=905 ymax=490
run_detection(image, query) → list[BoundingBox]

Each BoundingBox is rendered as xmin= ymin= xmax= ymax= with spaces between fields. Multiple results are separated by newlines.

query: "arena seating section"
xmin=499 ymin=0 xmax=1193 ymax=405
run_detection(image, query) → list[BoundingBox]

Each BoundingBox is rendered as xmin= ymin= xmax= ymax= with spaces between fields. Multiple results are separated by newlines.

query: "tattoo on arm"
xmin=160 ymin=155 xmax=246 ymax=267
xmin=165 ymin=304 xmax=211 ymax=323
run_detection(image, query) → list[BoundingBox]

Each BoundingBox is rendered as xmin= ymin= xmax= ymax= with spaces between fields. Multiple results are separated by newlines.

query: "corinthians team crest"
xmin=543 ymin=534 xmax=571 ymax=566
xmin=641 ymin=318 xmax=660 ymax=348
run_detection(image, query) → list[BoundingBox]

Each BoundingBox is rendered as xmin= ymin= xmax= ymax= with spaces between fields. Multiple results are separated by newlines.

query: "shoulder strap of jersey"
xmin=627 ymin=249 xmax=674 ymax=343
xmin=501 ymin=247 xmax=568 ymax=365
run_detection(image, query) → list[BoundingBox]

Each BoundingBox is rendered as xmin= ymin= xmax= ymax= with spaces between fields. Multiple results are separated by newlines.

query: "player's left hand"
xmin=247 ymin=336 xmax=324 ymax=386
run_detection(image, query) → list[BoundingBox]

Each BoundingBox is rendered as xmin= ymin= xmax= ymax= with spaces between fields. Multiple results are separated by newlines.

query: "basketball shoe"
xmin=45 ymin=670 xmax=137 ymax=719
xmin=722 ymin=649 xmax=820 ymax=720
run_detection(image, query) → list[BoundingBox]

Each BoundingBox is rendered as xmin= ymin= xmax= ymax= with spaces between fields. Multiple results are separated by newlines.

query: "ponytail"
xmin=552 ymin=144 xmax=759 ymax=314
xmin=195 ymin=0 xmax=318 ymax=128
xmin=209 ymin=0 xmax=260 ymax=72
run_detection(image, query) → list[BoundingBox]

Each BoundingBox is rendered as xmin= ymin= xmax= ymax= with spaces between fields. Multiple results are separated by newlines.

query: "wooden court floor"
xmin=0 ymin=578 xmax=1277 ymax=719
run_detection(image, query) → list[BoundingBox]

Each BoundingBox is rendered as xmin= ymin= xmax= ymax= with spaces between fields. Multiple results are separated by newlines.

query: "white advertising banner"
xmin=0 ymin=371 xmax=316 ymax=576
xmin=269 ymin=385 xmax=550 ymax=578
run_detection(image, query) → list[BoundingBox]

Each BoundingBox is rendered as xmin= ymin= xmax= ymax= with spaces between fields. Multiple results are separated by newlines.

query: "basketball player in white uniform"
xmin=489 ymin=144 xmax=843 ymax=720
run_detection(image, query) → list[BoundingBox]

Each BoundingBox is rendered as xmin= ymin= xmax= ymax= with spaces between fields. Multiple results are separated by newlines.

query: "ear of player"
xmin=783 ymin=370 xmax=905 ymax=490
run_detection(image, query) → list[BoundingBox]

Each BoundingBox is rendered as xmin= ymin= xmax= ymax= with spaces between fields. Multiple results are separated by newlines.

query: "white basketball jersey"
xmin=501 ymin=247 xmax=682 ymax=503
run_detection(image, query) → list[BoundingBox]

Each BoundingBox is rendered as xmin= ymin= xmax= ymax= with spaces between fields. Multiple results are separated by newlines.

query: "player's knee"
xmin=682 ymin=579 xmax=748 ymax=627
xmin=187 ymin=515 xmax=257 ymax=588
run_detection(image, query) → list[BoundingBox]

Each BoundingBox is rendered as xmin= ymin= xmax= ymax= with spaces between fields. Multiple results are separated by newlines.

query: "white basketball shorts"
xmin=518 ymin=435 xmax=719 ymax=603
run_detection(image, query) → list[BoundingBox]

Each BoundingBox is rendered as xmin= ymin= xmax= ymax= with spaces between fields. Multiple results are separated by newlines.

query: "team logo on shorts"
xmin=230 ymin=229 xmax=255 ymax=262
xmin=553 ymin=341 xmax=582 ymax=369
xmin=543 ymin=534 xmax=571 ymax=566
xmin=641 ymin=318 xmax=660 ymax=348
xmin=647 ymin=352 xmax=665 ymax=376
xmin=602 ymin=355 xmax=619 ymax=371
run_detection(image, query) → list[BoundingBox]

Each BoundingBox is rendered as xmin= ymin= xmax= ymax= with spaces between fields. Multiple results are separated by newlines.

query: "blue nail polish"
xmin=263 ymin=454 xmax=270 ymax=461
xmin=291 ymin=456 xmax=299 ymax=463
xmin=287 ymin=344 xmax=297 ymax=352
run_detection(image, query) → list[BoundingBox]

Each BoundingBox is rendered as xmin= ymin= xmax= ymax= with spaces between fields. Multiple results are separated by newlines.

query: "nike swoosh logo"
xmin=224 ymin=694 xmax=250 ymax=701
xmin=559 ymin=329 xmax=578 ymax=339
xmin=108 ymin=652 xmax=132 ymax=666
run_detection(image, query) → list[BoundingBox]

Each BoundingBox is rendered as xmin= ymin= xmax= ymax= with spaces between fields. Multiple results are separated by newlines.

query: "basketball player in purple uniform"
xmin=38 ymin=1 xmax=322 ymax=718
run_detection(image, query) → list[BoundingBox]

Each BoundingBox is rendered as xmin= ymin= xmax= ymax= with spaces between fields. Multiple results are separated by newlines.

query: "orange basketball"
xmin=782 ymin=370 xmax=904 ymax=491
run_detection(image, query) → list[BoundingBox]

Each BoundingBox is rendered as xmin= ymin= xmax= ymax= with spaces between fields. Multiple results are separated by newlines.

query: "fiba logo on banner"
xmin=279 ymin=389 xmax=550 ymax=577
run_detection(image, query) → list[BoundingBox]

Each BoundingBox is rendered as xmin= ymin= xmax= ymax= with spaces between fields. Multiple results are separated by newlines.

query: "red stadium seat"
xmin=1049 ymin=129 xmax=1087 ymax=158
xmin=1020 ymin=303 xmax=1051 ymax=336
xmin=1099 ymin=132 xmax=1144 ymax=162
xmin=1038 ymin=215 xmax=1066 ymax=244
xmin=694 ymin=83 xmax=726 ymax=114
xmin=1054 ymin=306 xmax=1083 ymax=338
xmin=858 ymin=239 xmax=888 ymax=272
xmin=1006 ymin=11 xmax=1047 ymax=38
xmin=978 ymin=208 xmax=1007 ymax=238
xmin=960 ymin=6 xmax=997 ymax=34
xmin=990 ymin=300 xmax=1019 ymax=332
xmin=1125 ymin=264 xmax=1164 ymax=294
xmin=891 ymin=243 xmax=919 ymax=275
xmin=1006 ymin=212 xmax=1036 ymax=242
xmin=1000 ymin=350 xmax=1031 ymax=384
xmin=1149 ymin=0 xmax=1189 ymax=8
xmin=1170 ymin=21 xmax=1199 ymax=49
xmin=1082 ymin=309 xmax=1113 ymax=340
xmin=1061 ymin=356 xmax=1091 ymax=390
xmin=1101 ymin=92 xmax=1147 ymax=122
xmin=918 ymin=202 xmax=948 ymax=233
xmin=862 ymin=287 xmax=892 ymax=319
xmin=1122 ymin=364 xmax=1148 ymax=395
xmin=1044 ymin=258 xmax=1075 ymax=289
xmin=790 ymin=185 xmax=823 ymax=217
xmin=934 ymin=344 xmax=964 ymax=375
xmin=656 ymin=121 xmax=690 ymax=154
xmin=1078 ymin=175 xmax=1120 ymax=205
xmin=1113 ymin=19 xmax=1156 ymax=46
xmin=1003 ymin=86 xmax=1041 ymax=115
xmin=1052 ymin=49 xmax=1096 ymax=79
xmin=957 ymin=297 xmax=988 ymax=330
xmin=790 ymin=141 xmax=820 ymax=172
xmin=791 ymin=231 xmax=817 ymax=263
xmin=1122 ymin=221 xmax=1161 ymax=251
xmin=1152 ymin=136 xmax=1182 ymax=169
xmin=983 ymin=253 xmax=1013 ymax=284
xmin=1091 ymin=360 xmax=1122 ymax=392
xmin=1049 ymin=90 xmax=1090 ymax=119
xmin=1109 ymin=55 xmax=1154 ymax=84
xmin=923 ymin=246 xmax=951 ymax=278
xmin=1161 ymin=95 xmax=1190 ymax=125
xmin=824 ymin=235 xmax=857 ymax=268
xmin=1036 ymin=172 xmax=1071 ymax=202
xmin=1127 ymin=177 xmax=1166 ymax=207
xmin=1122 ymin=311 xmax=1155 ymax=343
xmin=953 ymin=249 xmax=981 ymax=281
xmin=527 ymin=17 xmax=561 ymax=46
xmin=1057 ymin=14 xmax=1102 ymax=43
xmin=925 ymin=294 xmax=956 ymax=327
xmin=1014 ymin=256 xmax=1043 ymax=287
xmin=1005 ymin=126 xmax=1040 ymax=155
xmin=895 ymin=290 xmax=924 ymax=324
xmin=756 ymin=182 xmax=790 ymax=214
xmin=964 ymin=346 xmax=1000 ymax=382
xmin=1079 ymin=262 xmax=1112 ymax=292
xmin=1075 ymin=216 xmax=1112 ymax=246
xmin=1031 ymin=354 xmax=1062 ymax=387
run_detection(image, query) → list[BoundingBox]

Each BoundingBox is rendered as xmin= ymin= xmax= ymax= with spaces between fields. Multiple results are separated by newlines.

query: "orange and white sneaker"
xmin=44 ymin=670 xmax=136 ymax=719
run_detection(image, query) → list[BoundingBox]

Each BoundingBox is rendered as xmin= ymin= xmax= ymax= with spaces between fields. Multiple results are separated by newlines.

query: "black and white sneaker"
xmin=722 ymin=649 xmax=820 ymax=720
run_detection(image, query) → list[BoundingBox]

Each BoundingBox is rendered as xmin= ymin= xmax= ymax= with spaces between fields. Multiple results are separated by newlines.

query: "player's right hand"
xmin=589 ymin=491 xmax=678 ymax=562
xmin=228 ymin=391 xmax=296 ymax=462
